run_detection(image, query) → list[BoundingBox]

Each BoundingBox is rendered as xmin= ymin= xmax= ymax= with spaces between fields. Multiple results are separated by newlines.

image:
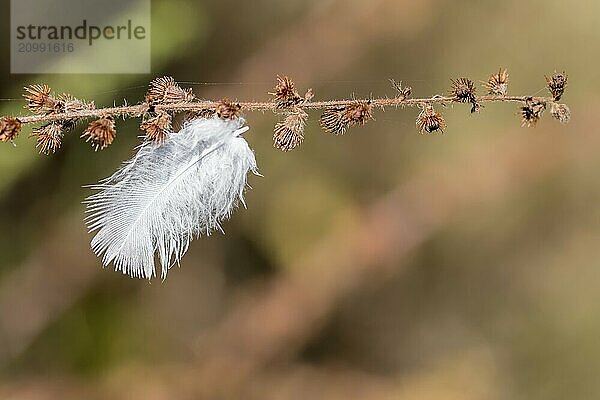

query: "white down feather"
xmin=85 ymin=116 xmax=258 ymax=280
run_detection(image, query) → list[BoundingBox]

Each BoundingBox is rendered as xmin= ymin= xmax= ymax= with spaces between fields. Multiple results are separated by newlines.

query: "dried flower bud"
xmin=550 ymin=102 xmax=571 ymax=125
xmin=320 ymin=100 xmax=373 ymax=135
xmin=31 ymin=122 xmax=64 ymax=155
xmin=146 ymin=76 xmax=194 ymax=105
xmin=389 ymin=79 xmax=412 ymax=100
xmin=416 ymin=103 xmax=446 ymax=134
xmin=82 ymin=116 xmax=116 ymax=151
xmin=141 ymin=111 xmax=172 ymax=143
xmin=546 ymin=72 xmax=568 ymax=101
xmin=346 ymin=100 xmax=374 ymax=126
xmin=450 ymin=77 xmax=476 ymax=101
xmin=273 ymin=109 xmax=308 ymax=151
xmin=216 ymin=99 xmax=242 ymax=120
xmin=0 ymin=117 xmax=22 ymax=142
xmin=23 ymin=85 xmax=94 ymax=118
xmin=320 ymin=107 xmax=347 ymax=135
xmin=23 ymin=84 xmax=54 ymax=113
xmin=485 ymin=68 xmax=509 ymax=96
xmin=450 ymin=78 xmax=478 ymax=112
xmin=270 ymin=76 xmax=304 ymax=109
xmin=520 ymin=99 xmax=547 ymax=127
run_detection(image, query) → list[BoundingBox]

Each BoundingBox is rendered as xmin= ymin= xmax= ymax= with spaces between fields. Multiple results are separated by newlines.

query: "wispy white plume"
xmin=85 ymin=116 xmax=258 ymax=280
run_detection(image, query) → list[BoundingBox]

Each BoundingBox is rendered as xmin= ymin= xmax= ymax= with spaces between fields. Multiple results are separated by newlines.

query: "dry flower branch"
xmin=0 ymin=69 xmax=572 ymax=280
xmin=10 ymin=94 xmax=559 ymax=123
xmin=0 ymin=69 xmax=570 ymax=154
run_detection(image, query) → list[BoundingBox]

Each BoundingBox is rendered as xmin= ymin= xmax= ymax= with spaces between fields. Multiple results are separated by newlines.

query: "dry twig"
xmin=0 ymin=70 xmax=570 ymax=154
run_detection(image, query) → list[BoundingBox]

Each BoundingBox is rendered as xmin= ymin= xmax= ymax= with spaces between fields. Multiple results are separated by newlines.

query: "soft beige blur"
xmin=0 ymin=1 xmax=598 ymax=399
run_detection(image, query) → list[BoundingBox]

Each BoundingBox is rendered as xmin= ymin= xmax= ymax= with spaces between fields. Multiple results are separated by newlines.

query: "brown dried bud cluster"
xmin=320 ymin=108 xmax=350 ymax=135
xmin=23 ymin=84 xmax=94 ymax=115
xmin=417 ymin=103 xmax=446 ymax=134
xmin=545 ymin=72 xmax=567 ymax=101
xmin=390 ymin=79 xmax=412 ymax=100
xmin=550 ymin=102 xmax=571 ymax=125
xmin=0 ymin=117 xmax=22 ymax=142
xmin=23 ymin=84 xmax=53 ymax=113
xmin=520 ymin=98 xmax=547 ymax=127
xmin=82 ymin=116 xmax=116 ymax=151
xmin=3 ymin=71 xmax=574 ymax=156
xmin=345 ymin=100 xmax=374 ymax=126
xmin=320 ymin=100 xmax=374 ymax=135
xmin=485 ymin=68 xmax=509 ymax=96
xmin=21 ymin=84 xmax=94 ymax=153
xmin=270 ymin=76 xmax=312 ymax=109
xmin=270 ymin=75 xmax=302 ymax=108
xmin=450 ymin=77 xmax=479 ymax=112
xmin=141 ymin=111 xmax=172 ymax=144
xmin=216 ymin=99 xmax=242 ymax=120
xmin=273 ymin=109 xmax=308 ymax=151
xmin=31 ymin=122 xmax=64 ymax=155
xmin=146 ymin=76 xmax=195 ymax=105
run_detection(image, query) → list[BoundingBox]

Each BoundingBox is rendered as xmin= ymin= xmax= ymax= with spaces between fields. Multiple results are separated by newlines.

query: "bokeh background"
xmin=0 ymin=1 xmax=598 ymax=399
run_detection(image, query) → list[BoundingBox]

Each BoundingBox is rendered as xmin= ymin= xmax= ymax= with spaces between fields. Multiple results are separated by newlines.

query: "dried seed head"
xmin=23 ymin=85 xmax=94 ymax=117
xmin=146 ymin=76 xmax=194 ymax=105
xmin=23 ymin=84 xmax=54 ymax=113
xmin=520 ymin=99 xmax=547 ymax=127
xmin=320 ymin=107 xmax=348 ymax=135
xmin=0 ymin=117 xmax=22 ymax=142
xmin=546 ymin=72 xmax=568 ymax=101
xmin=550 ymin=102 xmax=571 ymax=125
xmin=485 ymin=68 xmax=509 ymax=96
xmin=416 ymin=103 xmax=446 ymax=134
xmin=346 ymin=100 xmax=374 ymax=126
xmin=389 ymin=79 xmax=412 ymax=100
xmin=273 ymin=110 xmax=308 ymax=151
xmin=320 ymin=100 xmax=374 ymax=135
xmin=141 ymin=112 xmax=172 ymax=144
xmin=31 ymin=122 xmax=64 ymax=155
xmin=82 ymin=116 xmax=116 ymax=151
xmin=216 ymin=99 xmax=242 ymax=120
xmin=451 ymin=77 xmax=477 ymax=104
xmin=270 ymin=75 xmax=304 ymax=109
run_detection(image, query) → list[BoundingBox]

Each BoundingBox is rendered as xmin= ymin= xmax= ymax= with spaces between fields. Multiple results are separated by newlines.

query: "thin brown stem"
xmin=14 ymin=95 xmax=552 ymax=126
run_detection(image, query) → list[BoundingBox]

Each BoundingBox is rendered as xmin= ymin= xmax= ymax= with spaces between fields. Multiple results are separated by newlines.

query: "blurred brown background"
xmin=0 ymin=1 xmax=598 ymax=399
